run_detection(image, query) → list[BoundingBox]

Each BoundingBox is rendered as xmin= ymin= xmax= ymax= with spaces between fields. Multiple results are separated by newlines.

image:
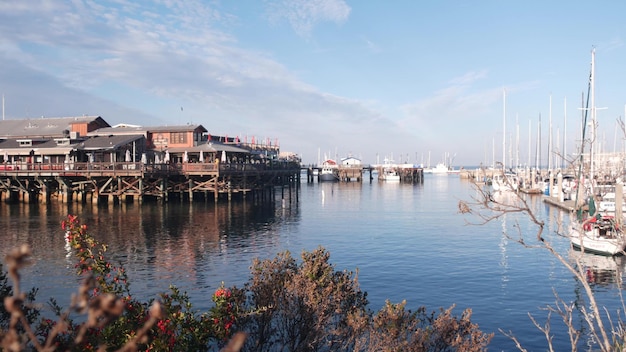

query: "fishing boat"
xmin=319 ymin=159 xmax=339 ymax=182
xmin=430 ymin=162 xmax=449 ymax=174
xmin=379 ymin=168 xmax=400 ymax=181
xmin=378 ymin=158 xmax=400 ymax=181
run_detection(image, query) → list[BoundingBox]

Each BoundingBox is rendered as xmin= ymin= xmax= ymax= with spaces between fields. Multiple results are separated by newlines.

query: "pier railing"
xmin=0 ymin=160 xmax=300 ymax=177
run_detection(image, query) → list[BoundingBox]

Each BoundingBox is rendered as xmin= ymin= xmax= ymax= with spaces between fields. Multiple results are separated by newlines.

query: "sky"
xmin=1 ymin=1 xmax=626 ymax=166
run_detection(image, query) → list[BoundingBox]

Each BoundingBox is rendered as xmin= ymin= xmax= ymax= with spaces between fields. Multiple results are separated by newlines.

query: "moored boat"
xmin=430 ymin=162 xmax=449 ymax=174
xmin=319 ymin=159 xmax=339 ymax=182
xmin=379 ymin=168 xmax=400 ymax=181
xmin=378 ymin=158 xmax=400 ymax=181
xmin=570 ymin=215 xmax=626 ymax=256
xmin=492 ymin=172 xmax=518 ymax=192
xmin=569 ymin=49 xmax=626 ymax=256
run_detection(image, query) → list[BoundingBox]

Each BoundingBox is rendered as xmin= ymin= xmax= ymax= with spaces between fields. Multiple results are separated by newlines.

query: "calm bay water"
xmin=1 ymin=173 xmax=624 ymax=350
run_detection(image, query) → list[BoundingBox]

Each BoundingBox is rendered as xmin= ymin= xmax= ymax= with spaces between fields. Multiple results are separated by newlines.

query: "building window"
xmin=170 ymin=132 xmax=187 ymax=144
xmin=54 ymin=138 xmax=70 ymax=146
xmin=153 ymin=133 xmax=168 ymax=148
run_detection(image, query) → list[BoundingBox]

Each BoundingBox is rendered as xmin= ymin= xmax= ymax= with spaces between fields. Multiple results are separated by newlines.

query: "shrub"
xmin=232 ymin=247 xmax=492 ymax=351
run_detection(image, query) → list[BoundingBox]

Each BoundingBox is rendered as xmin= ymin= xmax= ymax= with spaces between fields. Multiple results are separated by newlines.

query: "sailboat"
xmin=423 ymin=151 xmax=433 ymax=173
xmin=492 ymin=89 xmax=518 ymax=192
xmin=569 ymin=49 xmax=626 ymax=256
xmin=570 ymin=197 xmax=625 ymax=256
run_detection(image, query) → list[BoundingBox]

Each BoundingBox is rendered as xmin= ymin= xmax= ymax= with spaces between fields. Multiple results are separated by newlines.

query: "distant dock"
xmin=303 ymin=164 xmax=424 ymax=183
xmin=543 ymin=197 xmax=576 ymax=212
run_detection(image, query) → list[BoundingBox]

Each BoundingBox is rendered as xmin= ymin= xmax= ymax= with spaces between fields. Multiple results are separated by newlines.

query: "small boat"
xmin=319 ymin=159 xmax=339 ymax=182
xmin=570 ymin=214 xmax=626 ymax=256
xmin=378 ymin=158 xmax=400 ymax=181
xmin=492 ymin=173 xmax=518 ymax=192
xmin=379 ymin=168 xmax=400 ymax=181
xmin=430 ymin=162 xmax=449 ymax=174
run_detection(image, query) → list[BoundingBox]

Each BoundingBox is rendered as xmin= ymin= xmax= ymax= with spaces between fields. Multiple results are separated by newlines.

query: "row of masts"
xmin=494 ymin=49 xmax=626 ymax=179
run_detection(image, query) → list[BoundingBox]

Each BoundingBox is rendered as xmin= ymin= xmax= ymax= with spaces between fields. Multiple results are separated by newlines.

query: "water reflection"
xmin=569 ymin=249 xmax=625 ymax=287
xmin=0 ymin=193 xmax=300 ymax=311
xmin=3 ymin=177 xmax=626 ymax=351
xmin=568 ymin=249 xmax=626 ymax=350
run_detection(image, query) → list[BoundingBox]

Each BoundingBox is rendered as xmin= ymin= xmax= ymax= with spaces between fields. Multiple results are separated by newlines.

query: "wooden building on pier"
xmin=0 ymin=116 xmax=300 ymax=205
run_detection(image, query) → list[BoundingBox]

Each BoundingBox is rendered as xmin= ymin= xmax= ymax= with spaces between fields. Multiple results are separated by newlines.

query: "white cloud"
xmin=0 ymin=1 xmax=529 ymax=165
xmin=0 ymin=1 xmax=408 ymax=163
xmin=264 ymin=0 xmax=351 ymax=37
xmin=400 ymin=71 xmax=497 ymax=127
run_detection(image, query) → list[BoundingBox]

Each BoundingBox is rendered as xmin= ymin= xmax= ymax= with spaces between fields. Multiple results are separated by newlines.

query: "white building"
xmin=341 ymin=156 xmax=361 ymax=166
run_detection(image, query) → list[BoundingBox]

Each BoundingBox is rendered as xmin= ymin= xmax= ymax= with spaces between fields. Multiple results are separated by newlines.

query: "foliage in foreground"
xmin=0 ymin=214 xmax=492 ymax=351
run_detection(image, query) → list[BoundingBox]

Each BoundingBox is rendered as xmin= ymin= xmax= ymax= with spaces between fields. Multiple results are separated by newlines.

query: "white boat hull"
xmin=492 ymin=173 xmax=518 ymax=192
xmin=381 ymin=175 xmax=400 ymax=182
xmin=570 ymin=223 xmax=626 ymax=256
xmin=379 ymin=168 xmax=400 ymax=181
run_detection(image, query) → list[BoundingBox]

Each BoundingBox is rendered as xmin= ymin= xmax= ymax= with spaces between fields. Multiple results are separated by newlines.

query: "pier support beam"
xmin=61 ymin=184 xmax=70 ymax=203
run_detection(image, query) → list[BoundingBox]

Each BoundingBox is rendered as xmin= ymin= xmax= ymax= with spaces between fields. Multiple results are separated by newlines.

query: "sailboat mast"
xmin=590 ymin=48 xmax=596 ymax=182
xmin=563 ymin=97 xmax=567 ymax=169
xmin=503 ymin=89 xmax=506 ymax=171
xmin=548 ymin=94 xmax=553 ymax=171
xmin=492 ymin=138 xmax=495 ymax=169
xmin=516 ymin=114 xmax=519 ymax=169
xmin=536 ymin=114 xmax=542 ymax=169
xmin=528 ymin=119 xmax=532 ymax=168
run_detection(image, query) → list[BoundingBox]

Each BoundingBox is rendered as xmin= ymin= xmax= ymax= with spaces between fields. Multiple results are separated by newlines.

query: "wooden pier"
xmin=0 ymin=160 xmax=300 ymax=205
xmin=395 ymin=166 xmax=424 ymax=183
xmin=338 ymin=165 xmax=365 ymax=182
xmin=303 ymin=165 xmax=423 ymax=183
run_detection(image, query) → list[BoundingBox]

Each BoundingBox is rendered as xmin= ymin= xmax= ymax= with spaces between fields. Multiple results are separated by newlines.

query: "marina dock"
xmin=303 ymin=164 xmax=424 ymax=183
xmin=543 ymin=197 xmax=576 ymax=212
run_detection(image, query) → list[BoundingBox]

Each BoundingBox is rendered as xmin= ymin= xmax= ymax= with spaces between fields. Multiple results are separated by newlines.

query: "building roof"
xmin=79 ymin=134 xmax=145 ymax=150
xmin=146 ymin=125 xmax=207 ymax=133
xmin=0 ymin=138 xmax=76 ymax=156
xmin=0 ymin=134 xmax=144 ymax=156
xmin=0 ymin=116 xmax=108 ymax=138
xmin=88 ymin=126 xmax=148 ymax=136
xmin=88 ymin=124 xmax=208 ymax=136
xmin=166 ymin=142 xmax=250 ymax=154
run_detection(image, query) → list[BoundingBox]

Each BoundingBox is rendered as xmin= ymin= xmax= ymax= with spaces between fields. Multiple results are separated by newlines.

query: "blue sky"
xmin=1 ymin=1 xmax=625 ymax=166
